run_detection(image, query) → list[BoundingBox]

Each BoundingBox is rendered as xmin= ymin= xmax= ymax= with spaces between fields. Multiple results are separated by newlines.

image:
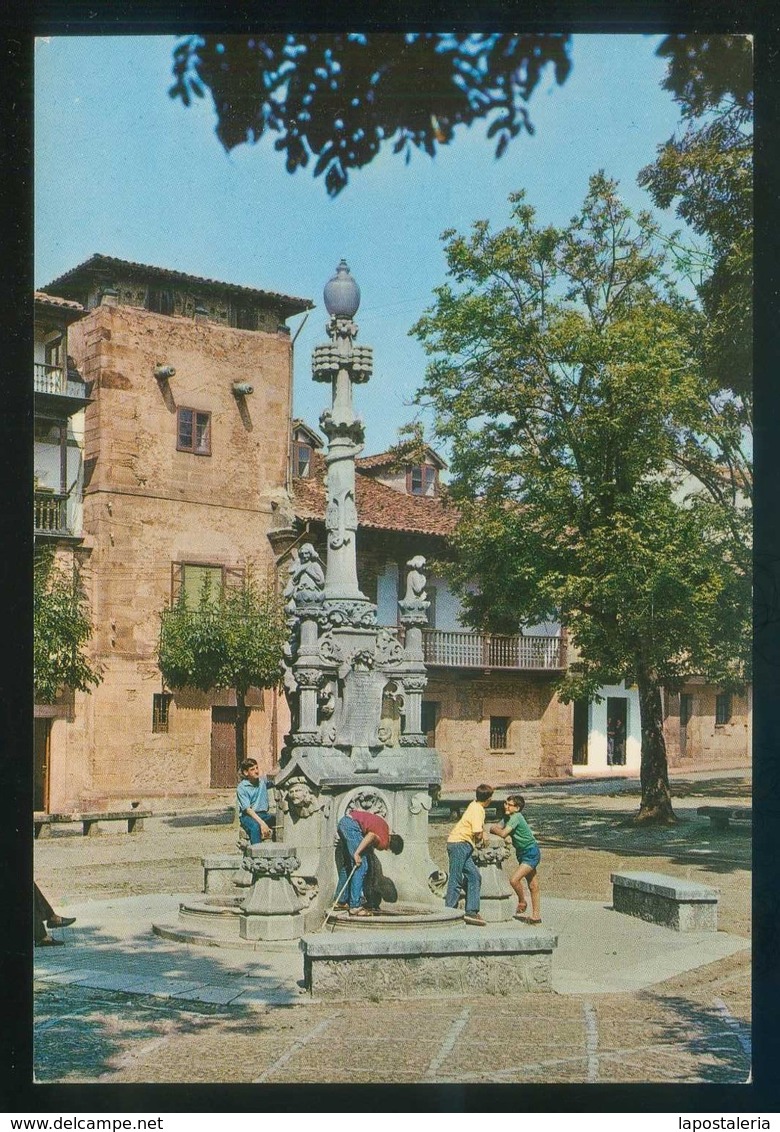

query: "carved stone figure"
xmin=284 ymin=543 xmax=325 ymax=611
xmin=282 ymin=776 xmax=323 ymax=820
xmin=345 ymin=790 xmax=389 ymax=819
xmin=403 ymin=556 xmax=428 ymax=603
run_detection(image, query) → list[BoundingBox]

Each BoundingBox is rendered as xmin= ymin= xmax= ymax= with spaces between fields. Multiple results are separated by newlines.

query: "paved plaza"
xmin=33 ymin=771 xmax=752 ymax=1085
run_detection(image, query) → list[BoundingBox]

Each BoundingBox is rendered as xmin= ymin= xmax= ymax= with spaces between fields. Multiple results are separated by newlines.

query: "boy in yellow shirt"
xmin=445 ymin=783 xmax=494 ymax=926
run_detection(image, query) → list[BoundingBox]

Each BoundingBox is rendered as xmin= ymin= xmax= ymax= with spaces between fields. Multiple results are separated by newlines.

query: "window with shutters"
xmin=715 ymin=692 xmax=732 ymax=725
xmin=177 ymin=408 xmax=211 ymax=455
xmin=171 ymin=562 xmax=245 ymax=608
xmin=152 ymin=693 xmax=173 ymax=732
xmin=490 ymin=716 xmax=510 ymax=750
xmin=407 ymin=464 xmax=437 ymax=496
xmin=147 ymin=287 xmax=175 ymax=316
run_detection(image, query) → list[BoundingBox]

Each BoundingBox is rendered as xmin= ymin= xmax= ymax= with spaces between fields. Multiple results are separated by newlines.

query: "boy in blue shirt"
xmin=236 ymin=758 xmax=274 ymax=844
xmin=489 ymin=794 xmax=541 ymax=923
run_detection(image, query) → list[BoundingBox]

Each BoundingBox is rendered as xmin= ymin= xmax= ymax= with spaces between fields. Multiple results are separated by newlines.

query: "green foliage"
xmin=170 ymin=33 xmax=572 ymax=196
xmin=34 ymin=548 xmax=101 ymax=704
xmin=412 ymin=176 xmax=751 ymax=818
xmin=639 ymin=35 xmax=752 ymax=400
xmin=157 ymin=572 xmax=288 ymax=699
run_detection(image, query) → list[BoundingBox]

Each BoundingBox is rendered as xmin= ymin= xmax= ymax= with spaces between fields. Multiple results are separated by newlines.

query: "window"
xmin=295 ymin=443 xmax=312 ymax=478
xmin=179 ymin=563 xmax=224 ymax=608
xmin=152 ymin=693 xmax=173 ymax=733
xmin=421 ymin=701 xmax=438 ymax=746
xmin=715 ymin=692 xmax=732 ymax=725
xmin=177 ymin=408 xmax=211 ymax=455
xmin=408 ymin=464 xmax=437 ymax=496
xmin=147 ymin=287 xmax=175 ymax=316
xmin=490 ymin=716 xmax=510 ymax=749
xmin=45 ymin=336 xmax=63 ymax=368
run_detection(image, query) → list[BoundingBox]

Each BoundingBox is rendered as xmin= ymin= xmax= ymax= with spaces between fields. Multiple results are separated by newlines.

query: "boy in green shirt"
xmin=489 ymin=794 xmax=541 ymax=924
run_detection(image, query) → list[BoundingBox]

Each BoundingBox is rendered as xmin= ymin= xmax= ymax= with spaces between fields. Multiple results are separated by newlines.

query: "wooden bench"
xmin=34 ymin=808 xmax=152 ymax=838
xmin=611 ymin=871 xmax=719 ymax=932
xmin=697 ymin=805 xmax=752 ymax=831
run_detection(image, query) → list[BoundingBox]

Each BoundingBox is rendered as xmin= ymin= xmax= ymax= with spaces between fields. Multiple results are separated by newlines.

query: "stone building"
xmin=287 ymin=438 xmax=572 ymax=790
xmin=39 ymin=256 xmax=312 ymax=808
xmin=288 ymin=432 xmax=750 ymax=788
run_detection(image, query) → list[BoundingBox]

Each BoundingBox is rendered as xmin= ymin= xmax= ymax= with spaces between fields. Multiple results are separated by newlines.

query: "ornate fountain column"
xmin=276 ymin=261 xmax=443 ymax=927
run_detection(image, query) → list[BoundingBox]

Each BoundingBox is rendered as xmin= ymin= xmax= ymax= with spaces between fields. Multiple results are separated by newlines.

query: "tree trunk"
xmin=635 ymin=673 xmax=676 ymax=824
xmin=235 ymin=689 xmax=248 ymax=770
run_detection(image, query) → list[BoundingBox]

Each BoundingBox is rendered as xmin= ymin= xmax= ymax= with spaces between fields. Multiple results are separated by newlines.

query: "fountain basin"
xmin=301 ymin=925 xmax=558 ymax=1000
xmin=325 ymin=904 xmax=463 ymax=930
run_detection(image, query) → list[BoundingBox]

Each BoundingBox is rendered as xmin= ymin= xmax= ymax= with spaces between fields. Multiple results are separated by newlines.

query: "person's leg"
xmin=508 ymin=867 xmax=527 ymax=912
xmin=338 ymin=816 xmax=368 ymax=910
xmin=34 ymin=884 xmax=50 ymax=944
xmin=445 ymin=842 xmax=467 ymax=908
xmin=258 ymin=811 xmax=275 ymax=840
xmin=334 ymin=833 xmax=350 ymax=904
xmin=240 ymin=815 xmax=262 ymax=845
xmin=527 ymin=869 xmax=540 ymax=921
xmin=461 ymin=852 xmax=482 ymax=915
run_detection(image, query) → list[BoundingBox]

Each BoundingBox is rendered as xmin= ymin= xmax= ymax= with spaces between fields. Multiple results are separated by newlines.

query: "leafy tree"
xmin=638 ymin=35 xmax=752 ymax=402
xmin=169 ymin=32 xmax=573 ymax=196
xmin=411 ymin=174 xmax=750 ymax=823
xmin=157 ymin=571 xmax=288 ymax=767
xmin=34 ymin=547 xmax=101 ymax=704
xmin=169 ymin=33 xmax=742 ymax=200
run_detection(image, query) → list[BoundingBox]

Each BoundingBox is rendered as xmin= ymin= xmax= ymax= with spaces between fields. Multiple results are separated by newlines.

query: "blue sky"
xmin=35 ymin=34 xmax=689 ymax=457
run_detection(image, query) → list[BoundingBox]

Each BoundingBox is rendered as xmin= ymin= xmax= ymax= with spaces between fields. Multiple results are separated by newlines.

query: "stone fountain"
xmin=154 ymin=263 xmax=557 ymax=995
xmin=273 ymin=258 xmax=449 ymax=931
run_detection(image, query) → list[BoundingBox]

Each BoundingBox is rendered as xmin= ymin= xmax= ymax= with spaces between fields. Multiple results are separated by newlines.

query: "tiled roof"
xmin=356 ymin=445 xmax=447 ymax=471
xmin=293 ymin=453 xmax=459 ymax=538
xmin=34 ymin=291 xmax=85 ymax=313
xmin=42 ymin=255 xmax=313 ymax=317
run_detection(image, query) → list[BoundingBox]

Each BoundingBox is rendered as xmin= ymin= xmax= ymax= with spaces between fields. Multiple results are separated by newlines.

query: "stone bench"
xmin=300 ymin=926 xmax=557 ymax=1000
xmin=202 ymin=853 xmax=244 ymax=893
xmin=34 ymin=809 xmax=152 ymax=838
xmin=697 ymin=805 xmax=752 ymax=831
xmin=611 ymin=871 xmax=719 ymax=932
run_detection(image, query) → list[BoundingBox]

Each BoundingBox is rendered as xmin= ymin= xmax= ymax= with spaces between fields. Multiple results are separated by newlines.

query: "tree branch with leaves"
xmin=412 ymin=174 xmax=751 ymax=823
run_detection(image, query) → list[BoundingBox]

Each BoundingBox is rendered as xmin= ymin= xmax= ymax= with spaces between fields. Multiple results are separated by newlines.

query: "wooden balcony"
xmin=34 ymin=363 xmax=88 ymax=416
xmin=422 ymin=629 xmax=565 ymax=670
xmin=34 ymin=491 xmax=71 ymax=536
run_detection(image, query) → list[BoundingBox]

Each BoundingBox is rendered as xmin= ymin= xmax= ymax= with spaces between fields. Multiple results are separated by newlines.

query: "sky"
xmin=34 ymin=34 xmax=690 ymax=459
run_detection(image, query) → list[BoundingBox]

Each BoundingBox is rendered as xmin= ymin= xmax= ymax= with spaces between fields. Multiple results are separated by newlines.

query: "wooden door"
xmin=572 ymin=699 xmax=589 ymax=765
xmin=210 ymin=707 xmax=238 ymax=788
xmin=34 ymin=718 xmax=51 ymax=811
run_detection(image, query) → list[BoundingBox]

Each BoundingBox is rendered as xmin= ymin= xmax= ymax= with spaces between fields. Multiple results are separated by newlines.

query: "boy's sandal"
xmin=349 ymin=907 xmax=372 ymax=917
xmin=334 ymin=903 xmax=349 ymax=912
xmin=526 ymin=917 xmax=542 ymax=924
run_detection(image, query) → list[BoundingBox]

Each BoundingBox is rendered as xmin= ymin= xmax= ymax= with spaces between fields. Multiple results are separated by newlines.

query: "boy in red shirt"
xmin=335 ymin=809 xmax=404 ymax=916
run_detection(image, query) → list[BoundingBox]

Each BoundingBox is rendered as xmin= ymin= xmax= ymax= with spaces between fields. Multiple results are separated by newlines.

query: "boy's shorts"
xmin=516 ymin=843 xmax=541 ymax=868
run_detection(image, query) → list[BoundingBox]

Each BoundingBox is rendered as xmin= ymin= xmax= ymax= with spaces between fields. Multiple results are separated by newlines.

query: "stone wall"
xmin=664 ymin=685 xmax=750 ymax=770
xmin=425 ymin=672 xmax=571 ymax=788
xmin=56 ymin=302 xmax=295 ymax=808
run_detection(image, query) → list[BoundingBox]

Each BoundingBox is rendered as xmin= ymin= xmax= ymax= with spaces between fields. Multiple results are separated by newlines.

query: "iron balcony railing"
xmin=34 ymin=491 xmax=71 ymax=535
xmin=34 ymin=362 xmax=86 ymax=400
xmin=422 ymin=629 xmax=565 ymax=670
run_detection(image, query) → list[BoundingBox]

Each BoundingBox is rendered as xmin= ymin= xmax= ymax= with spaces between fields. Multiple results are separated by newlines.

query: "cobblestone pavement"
xmin=33 ymin=774 xmax=752 ymax=1085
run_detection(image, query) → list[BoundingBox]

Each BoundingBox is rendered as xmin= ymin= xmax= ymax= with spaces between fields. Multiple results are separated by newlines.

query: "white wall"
xmin=572 ymin=682 xmax=641 ymax=775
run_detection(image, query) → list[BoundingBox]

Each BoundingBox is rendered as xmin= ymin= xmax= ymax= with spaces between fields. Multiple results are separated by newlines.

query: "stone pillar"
xmin=473 ymin=838 xmax=515 ymax=922
xmin=239 ymin=844 xmax=307 ymax=941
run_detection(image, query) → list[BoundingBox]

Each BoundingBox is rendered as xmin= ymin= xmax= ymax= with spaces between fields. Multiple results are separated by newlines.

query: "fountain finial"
xmin=324 ymin=259 xmax=361 ymax=319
